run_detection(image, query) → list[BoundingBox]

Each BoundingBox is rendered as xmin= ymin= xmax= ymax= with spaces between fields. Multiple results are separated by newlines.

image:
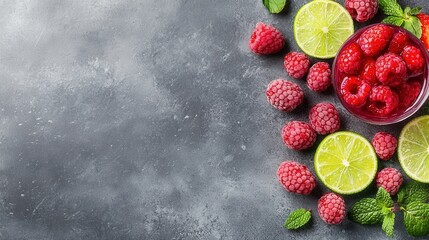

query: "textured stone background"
xmin=0 ymin=0 xmax=426 ymax=239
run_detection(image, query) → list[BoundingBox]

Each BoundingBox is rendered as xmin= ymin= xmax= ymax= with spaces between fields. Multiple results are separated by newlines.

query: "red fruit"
xmin=282 ymin=121 xmax=316 ymax=151
xmin=284 ymin=52 xmax=311 ymax=79
xmin=345 ymin=0 xmax=378 ymax=22
xmin=318 ymin=193 xmax=346 ymax=225
xmin=359 ymin=58 xmax=379 ymax=85
xmin=340 ymin=76 xmax=371 ymax=107
xmin=376 ymin=168 xmax=403 ymax=195
xmin=397 ymin=80 xmax=422 ymax=109
xmin=372 ymin=132 xmax=398 ymax=160
xmin=337 ymin=42 xmax=364 ymax=75
xmin=388 ymin=31 xmax=409 ymax=54
xmin=277 ymin=161 xmax=317 ymax=195
xmin=249 ymin=22 xmax=285 ymax=55
xmin=375 ymin=53 xmax=407 ymax=87
xmin=309 ymin=102 xmax=341 ymax=135
xmin=307 ymin=62 xmax=332 ymax=92
xmin=358 ymin=25 xmax=394 ymax=57
xmin=401 ymin=45 xmax=425 ymax=76
xmin=367 ymin=86 xmax=399 ymax=116
xmin=417 ymin=13 xmax=429 ymax=50
xmin=266 ymin=79 xmax=304 ymax=112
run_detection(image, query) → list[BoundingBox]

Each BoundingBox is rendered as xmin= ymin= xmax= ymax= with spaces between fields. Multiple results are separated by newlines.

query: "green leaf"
xmin=409 ymin=7 xmax=422 ymax=16
xmin=376 ymin=187 xmax=394 ymax=209
xmin=403 ymin=6 xmax=411 ymax=15
xmin=402 ymin=16 xmax=422 ymax=38
xmin=378 ymin=0 xmax=404 ymax=17
xmin=382 ymin=212 xmax=395 ymax=237
xmin=262 ymin=0 xmax=286 ymax=14
xmin=349 ymin=198 xmax=384 ymax=225
xmin=284 ymin=208 xmax=311 ymax=230
xmin=404 ymin=202 xmax=429 ymax=237
xmin=397 ymin=181 xmax=429 ymax=208
xmin=382 ymin=16 xmax=404 ymax=26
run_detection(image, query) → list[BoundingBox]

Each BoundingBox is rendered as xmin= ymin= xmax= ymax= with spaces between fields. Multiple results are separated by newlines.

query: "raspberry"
xmin=340 ymin=76 xmax=371 ymax=107
xmin=376 ymin=168 xmax=403 ymax=195
xmin=276 ymin=161 xmax=317 ymax=195
xmin=375 ymin=53 xmax=407 ymax=87
xmin=266 ymin=79 xmax=304 ymax=112
xmin=307 ymin=62 xmax=332 ymax=92
xmin=367 ymin=86 xmax=399 ymax=116
xmin=397 ymin=80 xmax=421 ymax=110
xmin=359 ymin=58 xmax=379 ymax=85
xmin=388 ymin=31 xmax=409 ymax=54
xmin=401 ymin=45 xmax=425 ymax=77
xmin=282 ymin=121 xmax=316 ymax=151
xmin=358 ymin=25 xmax=394 ymax=57
xmin=372 ymin=132 xmax=398 ymax=160
xmin=337 ymin=42 xmax=364 ymax=75
xmin=345 ymin=0 xmax=378 ymax=22
xmin=309 ymin=102 xmax=341 ymax=135
xmin=318 ymin=193 xmax=346 ymax=225
xmin=284 ymin=52 xmax=311 ymax=79
xmin=417 ymin=14 xmax=429 ymax=50
xmin=249 ymin=22 xmax=285 ymax=55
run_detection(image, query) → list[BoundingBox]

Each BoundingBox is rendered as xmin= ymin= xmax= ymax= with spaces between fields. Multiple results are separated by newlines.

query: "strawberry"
xmin=417 ymin=13 xmax=429 ymax=51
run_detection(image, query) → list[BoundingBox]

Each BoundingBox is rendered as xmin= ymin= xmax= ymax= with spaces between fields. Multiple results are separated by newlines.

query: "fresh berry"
xmin=375 ymin=53 xmax=407 ymax=87
xmin=359 ymin=58 xmax=379 ymax=85
xmin=282 ymin=121 xmax=316 ymax=151
xmin=367 ymin=86 xmax=399 ymax=116
xmin=372 ymin=132 xmax=398 ymax=160
xmin=340 ymin=76 xmax=371 ymax=107
xmin=266 ymin=79 xmax=304 ymax=112
xmin=337 ymin=42 xmax=364 ymax=75
xmin=307 ymin=62 xmax=332 ymax=92
xmin=309 ymin=102 xmax=341 ymax=135
xmin=284 ymin=52 xmax=311 ymax=79
xmin=358 ymin=25 xmax=394 ymax=57
xmin=388 ymin=31 xmax=409 ymax=54
xmin=276 ymin=161 xmax=317 ymax=195
xmin=376 ymin=168 xmax=403 ymax=195
xmin=417 ymin=13 xmax=429 ymax=50
xmin=397 ymin=80 xmax=422 ymax=109
xmin=401 ymin=45 xmax=425 ymax=76
xmin=344 ymin=0 xmax=378 ymax=22
xmin=249 ymin=22 xmax=285 ymax=55
xmin=318 ymin=193 xmax=346 ymax=225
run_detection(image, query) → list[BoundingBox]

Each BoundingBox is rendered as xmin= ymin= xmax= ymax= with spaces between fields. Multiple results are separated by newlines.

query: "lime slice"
xmin=314 ymin=131 xmax=378 ymax=194
xmin=294 ymin=0 xmax=354 ymax=59
xmin=398 ymin=115 xmax=429 ymax=183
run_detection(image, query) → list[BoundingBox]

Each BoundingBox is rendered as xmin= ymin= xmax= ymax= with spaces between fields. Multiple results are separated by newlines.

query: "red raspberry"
xmin=337 ymin=42 xmax=364 ymax=75
xmin=401 ymin=45 xmax=425 ymax=77
xmin=388 ymin=31 xmax=409 ymax=54
xmin=276 ymin=161 xmax=317 ymax=195
xmin=318 ymin=193 xmax=346 ymax=225
xmin=266 ymin=79 xmax=304 ymax=112
xmin=376 ymin=168 xmax=403 ymax=195
xmin=309 ymin=102 xmax=341 ymax=135
xmin=359 ymin=58 xmax=379 ymax=85
xmin=284 ymin=52 xmax=311 ymax=79
xmin=249 ymin=22 xmax=285 ymax=55
xmin=340 ymin=76 xmax=371 ymax=107
xmin=375 ymin=53 xmax=407 ymax=87
xmin=307 ymin=62 xmax=332 ymax=92
xmin=372 ymin=132 xmax=398 ymax=160
xmin=345 ymin=0 xmax=378 ymax=22
xmin=397 ymin=80 xmax=422 ymax=109
xmin=367 ymin=86 xmax=399 ymax=116
xmin=282 ymin=121 xmax=316 ymax=151
xmin=358 ymin=25 xmax=394 ymax=57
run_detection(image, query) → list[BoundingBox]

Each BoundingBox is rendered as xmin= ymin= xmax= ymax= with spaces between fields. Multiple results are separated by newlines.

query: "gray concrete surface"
xmin=0 ymin=0 xmax=426 ymax=239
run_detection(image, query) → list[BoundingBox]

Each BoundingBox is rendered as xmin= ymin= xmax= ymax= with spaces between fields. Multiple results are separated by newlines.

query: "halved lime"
xmin=294 ymin=0 xmax=354 ymax=59
xmin=398 ymin=115 xmax=429 ymax=183
xmin=314 ymin=131 xmax=378 ymax=194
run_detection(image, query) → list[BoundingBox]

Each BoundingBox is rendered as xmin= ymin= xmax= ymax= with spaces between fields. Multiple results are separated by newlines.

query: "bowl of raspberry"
xmin=333 ymin=23 xmax=429 ymax=125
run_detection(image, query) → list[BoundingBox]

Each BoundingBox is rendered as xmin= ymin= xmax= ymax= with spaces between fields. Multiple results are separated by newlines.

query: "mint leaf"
xmin=349 ymin=198 xmax=383 ymax=224
xmin=376 ymin=187 xmax=394 ymax=209
xmin=409 ymin=7 xmax=422 ymax=15
xmin=382 ymin=212 xmax=395 ymax=237
xmin=378 ymin=0 xmax=404 ymax=17
xmin=382 ymin=16 xmax=404 ymax=26
xmin=284 ymin=208 xmax=311 ymax=230
xmin=262 ymin=0 xmax=286 ymax=14
xmin=404 ymin=202 xmax=429 ymax=237
xmin=402 ymin=16 xmax=422 ymax=38
xmin=397 ymin=181 xmax=429 ymax=208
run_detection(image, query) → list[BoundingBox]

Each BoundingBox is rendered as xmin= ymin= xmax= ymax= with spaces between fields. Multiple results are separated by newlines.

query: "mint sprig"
xmin=262 ymin=0 xmax=286 ymax=14
xmin=382 ymin=212 xmax=395 ymax=237
xmin=404 ymin=202 xmax=429 ymax=237
xmin=379 ymin=0 xmax=422 ymax=38
xmin=284 ymin=208 xmax=311 ymax=230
